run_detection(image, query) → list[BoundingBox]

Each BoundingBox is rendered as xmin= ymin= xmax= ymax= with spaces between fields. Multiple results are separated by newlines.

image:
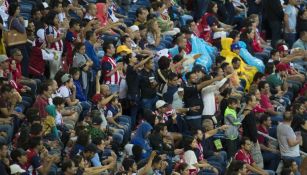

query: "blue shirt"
xmin=85 ymin=40 xmax=100 ymax=71
xmin=73 ymin=79 xmax=87 ymax=101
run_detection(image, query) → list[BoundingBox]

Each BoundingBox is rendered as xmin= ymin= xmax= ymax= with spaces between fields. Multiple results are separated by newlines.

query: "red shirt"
xmin=257 ymin=124 xmax=268 ymax=145
xmin=10 ymin=60 xmax=22 ymax=82
xmin=26 ymin=148 xmax=41 ymax=175
xmin=234 ymin=149 xmax=254 ymax=165
xmin=260 ymin=93 xmax=273 ymax=110
xmin=33 ymin=95 xmax=49 ymax=118
xmin=100 ymin=55 xmax=120 ymax=85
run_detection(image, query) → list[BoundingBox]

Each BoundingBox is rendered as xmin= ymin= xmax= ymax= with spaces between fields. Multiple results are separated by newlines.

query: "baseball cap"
xmin=178 ymin=88 xmax=184 ymax=92
xmin=10 ymin=164 xmax=26 ymax=174
xmin=275 ymin=63 xmax=289 ymax=72
xmin=116 ymin=45 xmax=132 ymax=54
xmin=277 ymin=45 xmax=289 ymax=52
xmin=231 ymin=43 xmax=241 ymax=51
xmin=0 ymin=55 xmax=8 ymax=63
xmin=61 ymin=73 xmax=71 ymax=83
xmin=42 ymin=2 xmax=49 ymax=9
xmin=129 ymin=25 xmax=139 ymax=32
xmin=155 ymin=100 xmax=167 ymax=109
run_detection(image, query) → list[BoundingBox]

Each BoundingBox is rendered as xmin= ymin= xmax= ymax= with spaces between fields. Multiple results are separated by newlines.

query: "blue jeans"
xmin=262 ymin=151 xmax=280 ymax=171
xmin=282 ymin=156 xmax=302 ymax=166
xmin=141 ymin=96 xmax=158 ymax=110
xmin=179 ymin=14 xmax=194 ymax=27
xmin=284 ymin=33 xmax=297 ymax=49
xmin=0 ymin=124 xmax=13 ymax=144
xmin=207 ymin=151 xmax=227 ymax=167
xmin=185 ymin=116 xmax=202 ymax=131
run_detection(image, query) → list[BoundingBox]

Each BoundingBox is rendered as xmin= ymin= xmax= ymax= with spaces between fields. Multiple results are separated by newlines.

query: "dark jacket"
xmin=263 ymin=0 xmax=284 ymax=21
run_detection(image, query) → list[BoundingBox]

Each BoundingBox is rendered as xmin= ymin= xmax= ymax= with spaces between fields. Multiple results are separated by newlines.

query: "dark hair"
xmin=73 ymin=155 xmax=83 ymax=167
xmin=26 ymin=108 xmax=40 ymax=123
xmin=45 ymin=11 xmax=58 ymax=26
xmin=231 ymin=57 xmax=241 ymax=65
xmin=28 ymin=137 xmax=41 ymax=149
xmin=227 ymin=97 xmax=238 ymax=105
xmin=152 ymin=155 xmax=162 ymax=165
xmin=122 ymin=158 xmax=135 ymax=171
xmin=292 ymin=103 xmax=303 ymax=115
xmin=54 ymin=70 xmax=66 ymax=87
xmin=69 ymin=67 xmax=80 ymax=76
xmin=207 ymin=1 xmax=217 ymax=14
xmin=215 ymin=56 xmax=226 ymax=65
xmin=136 ymin=7 xmax=146 ymax=18
xmin=0 ymin=84 xmax=12 ymax=93
xmin=158 ymin=56 xmax=171 ymax=70
xmin=38 ymin=82 xmax=50 ymax=95
xmin=280 ymin=168 xmax=294 ymax=175
xmin=167 ymin=72 xmax=178 ymax=81
xmin=62 ymin=160 xmax=73 ymax=172
xmin=76 ymin=130 xmax=90 ymax=147
xmin=69 ymin=19 xmax=80 ymax=28
xmin=258 ymin=81 xmax=268 ymax=91
xmin=185 ymin=71 xmax=195 ymax=81
xmin=8 ymin=3 xmax=19 ymax=16
xmin=120 ymin=35 xmax=130 ymax=44
xmin=186 ymin=19 xmax=195 ymax=26
xmin=31 ymin=7 xmax=40 ymax=16
xmin=183 ymin=136 xmax=194 ymax=151
xmin=240 ymin=137 xmax=251 ymax=146
xmin=264 ymin=62 xmax=275 ymax=75
xmin=270 ymin=49 xmax=279 ymax=56
xmin=103 ymin=42 xmax=114 ymax=53
xmin=92 ymin=136 xmax=103 ymax=145
xmin=30 ymin=123 xmax=43 ymax=135
xmin=53 ymin=96 xmax=65 ymax=106
xmin=0 ymin=142 xmax=6 ymax=150
xmin=143 ymin=109 xmax=156 ymax=126
xmin=259 ymin=114 xmax=270 ymax=124
xmin=85 ymin=30 xmax=94 ymax=41
xmin=226 ymin=160 xmax=245 ymax=175
xmin=10 ymin=149 xmax=24 ymax=162
xmin=229 ymin=30 xmax=240 ymax=40
xmin=73 ymin=42 xmax=85 ymax=56
xmin=153 ymin=123 xmax=166 ymax=133
xmin=172 ymin=54 xmax=183 ymax=64
xmin=221 ymin=62 xmax=230 ymax=71
xmin=245 ymin=94 xmax=254 ymax=105
xmin=283 ymin=159 xmax=295 ymax=169
xmin=151 ymin=1 xmax=164 ymax=11
xmin=221 ymin=87 xmax=232 ymax=97
xmin=132 ymin=145 xmax=143 ymax=163
xmin=241 ymin=27 xmax=254 ymax=40
xmin=252 ymin=72 xmax=264 ymax=84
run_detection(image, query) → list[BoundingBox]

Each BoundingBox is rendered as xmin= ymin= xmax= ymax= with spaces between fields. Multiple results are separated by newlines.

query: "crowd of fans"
xmin=0 ymin=0 xmax=306 ymax=174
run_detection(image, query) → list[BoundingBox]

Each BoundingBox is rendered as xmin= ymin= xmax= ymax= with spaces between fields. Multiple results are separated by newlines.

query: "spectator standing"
xmin=277 ymin=111 xmax=302 ymax=166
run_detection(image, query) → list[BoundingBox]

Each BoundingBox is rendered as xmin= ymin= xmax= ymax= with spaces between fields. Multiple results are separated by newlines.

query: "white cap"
xmin=178 ymin=88 xmax=184 ymax=92
xmin=156 ymin=100 xmax=167 ymax=109
xmin=156 ymin=49 xmax=169 ymax=58
xmin=213 ymin=31 xmax=227 ymax=39
xmin=10 ymin=164 xmax=26 ymax=174
xmin=129 ymin=25 xmax=139 ymax=32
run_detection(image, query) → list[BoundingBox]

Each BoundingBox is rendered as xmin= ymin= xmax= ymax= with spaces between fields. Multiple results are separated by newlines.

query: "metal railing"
xmin=257 ymin=131 xmax=307 ymax=157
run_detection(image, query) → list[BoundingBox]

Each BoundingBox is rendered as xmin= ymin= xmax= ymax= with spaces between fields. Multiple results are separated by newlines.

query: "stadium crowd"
xmin=0 ymin=0 xmax=306 ymax=174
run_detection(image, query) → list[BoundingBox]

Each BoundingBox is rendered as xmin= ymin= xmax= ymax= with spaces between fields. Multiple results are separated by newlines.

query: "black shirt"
xmin=126 ymin=65 xmax=140 ymax=97
xmin=263 ymin=0 xmax=284 ymax=21
xmin=139 ymin=69 xmax=157 ymax=99
xmin=219 ymin=98 xmax=228 ymax=124
xmin=163 ymin=85 xmax=178 ymax=104
xmin=242 ymin=110 xmax=258 ymax=143
xmin=183 ymin=85 xmax=203 ymax=116
xmin=291 ymin=114 xmax=306 ymax=132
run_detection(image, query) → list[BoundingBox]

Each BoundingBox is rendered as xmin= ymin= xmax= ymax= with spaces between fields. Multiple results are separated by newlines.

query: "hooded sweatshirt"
xmin=130 ymin=121 xmax=153 ymax=159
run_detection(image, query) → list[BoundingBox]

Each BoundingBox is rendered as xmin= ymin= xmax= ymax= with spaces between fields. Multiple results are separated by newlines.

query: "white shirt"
xmin=184 ymin=150 xmax=198 ymax=170
xmin=58 ymin=86 xmax=71 ymax=98
xmin=201 ymin=78 xmax=227 ymax=115
xmin=55 ymin=110 xmax=63 ymax=125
